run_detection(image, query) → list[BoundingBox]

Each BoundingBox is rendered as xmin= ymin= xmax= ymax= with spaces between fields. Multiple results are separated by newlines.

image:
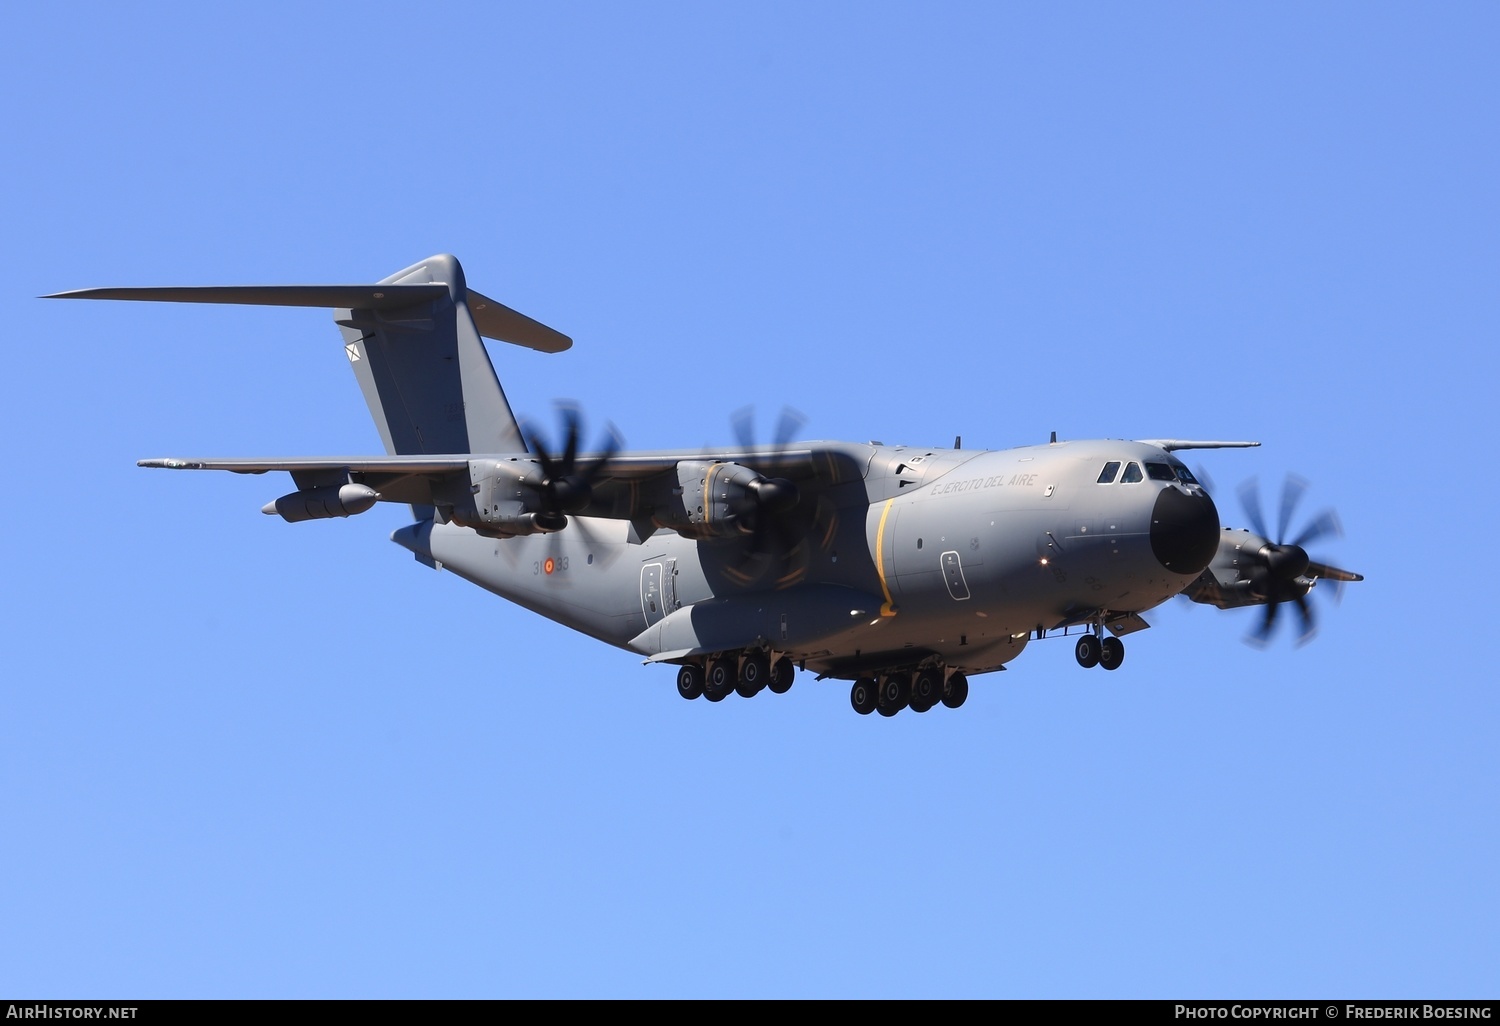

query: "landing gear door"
xmin=640 ymin=562 xmax=666 ymax=627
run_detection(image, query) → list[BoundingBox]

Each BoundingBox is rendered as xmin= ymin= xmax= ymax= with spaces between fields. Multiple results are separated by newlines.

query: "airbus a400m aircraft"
xmin=52 ymin=254 xmax=1363 ymax=716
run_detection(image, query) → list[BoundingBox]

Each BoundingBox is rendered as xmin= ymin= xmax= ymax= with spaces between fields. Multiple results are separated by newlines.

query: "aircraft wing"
xmin=1137 ymin=439 xmax=1261 ymax=451
xmin=139 ymin=455 xmax=477 ymax=506
xmin=138 ymin=456 xmax=470 ymax=475
xmin=138 ymin=448 xmax=818 ymax=480
xmin=138 ymin=446 xmax=827 ymax=514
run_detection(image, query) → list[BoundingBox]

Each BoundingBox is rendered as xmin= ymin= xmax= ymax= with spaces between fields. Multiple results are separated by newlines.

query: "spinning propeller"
xmin=1236 ymin=474 xmax=1361 ymax=647
xmin=723 ymin=406 xmax=838 ymax=587
xmin=508 ymin=403 xmax=631 ymax=575
xmin=521 ymin=402 xmax=622 ymax=531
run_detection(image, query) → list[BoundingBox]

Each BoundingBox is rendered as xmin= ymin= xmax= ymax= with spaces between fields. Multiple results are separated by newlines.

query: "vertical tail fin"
xmin=336 ymin=253 xmax=569 ymax=456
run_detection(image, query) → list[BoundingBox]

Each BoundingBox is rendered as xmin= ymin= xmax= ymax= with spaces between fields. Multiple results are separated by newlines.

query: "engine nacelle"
xmin=650 ymin=460 xmax=766 ymax=538
xmin=263 ymin=483 xmax=380 ymax=523
xmin=445 ymin=460 xmax=564 ymax=537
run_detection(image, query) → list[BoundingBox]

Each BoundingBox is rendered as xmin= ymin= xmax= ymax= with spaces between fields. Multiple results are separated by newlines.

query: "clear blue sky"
xmin=3 ymin=2 xmax=1496 ymax=999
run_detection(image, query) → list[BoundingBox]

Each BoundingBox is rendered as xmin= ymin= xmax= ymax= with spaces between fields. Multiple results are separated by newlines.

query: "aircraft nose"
xmin=1150 ymin=485 xmax=1220 ymax=575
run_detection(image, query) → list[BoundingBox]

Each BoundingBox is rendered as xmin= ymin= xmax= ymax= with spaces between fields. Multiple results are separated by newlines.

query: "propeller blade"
xmin=1292 ymin=509 xmax=1343 ymax=549
xmin=718 ymin=405 xmax=822 ymax=588
xmin=522 ymin=401 xmax=626 ymax=521
xmin=773 ymin=541 xmax=810 ymax=589
xmin=546 ymin=513 xmax=623 ymax=573
xmin=1277 ymin=474 xmax=1308 ymax=543
xmin=812 ymin=494 xmax=839 ymax=551
xmin=731 ymin=406 xmax=756 ymax=452
xmin=559 ymin=403 xmax=581 ymax=470
xmin=732 ymin=405 xmax=807 ymax=454
xmin=529 ymin=433 xmax=558 ymax=483
xmin=577 ymin=421 xmax=624 ymax=488
xmin=773 ymin=407 xmax=807 ymax=450
xmin=1293 ymin=593 xmax=1317 ymax=646
xmin=1250 ymin=597 xmax=1279 ymax=647
xmin=1238 ymin=478 xmax=1269 ymax=539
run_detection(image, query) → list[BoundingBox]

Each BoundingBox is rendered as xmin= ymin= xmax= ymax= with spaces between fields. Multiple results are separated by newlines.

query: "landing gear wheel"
xmin=1099 ymin=636 xmax=1124 ymax=671
xmin=1075 ymin=634 xmax=1102 ymax=668
xmin=768 ymin=656 xmax=796 ymax=695
xmin=941 ymin=671 xmax=969 ymax=709
xmin=705 ymin=657 xmax=735 ymax=701
xmin=737 ymin=651 xmax=770 ymax=697
xmin=910 ymin=669 xmax=942 ymax=713
xmin=850 ymin=678 xmax=877 ymax=715
xmin=676 ymin=664 xmax=704 ymax=700
xmin=877 ymin=674 xmax=911 ymax=716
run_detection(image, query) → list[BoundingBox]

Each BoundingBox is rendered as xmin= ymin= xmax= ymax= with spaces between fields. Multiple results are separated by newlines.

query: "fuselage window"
xmin=1097 ymin=461 xmax=1121 ymax=484
xmin=1120 ymin=462 xmax=1143 ymax=483
xmin=1144 ymin=462 xmax=1176 ymax=482
xmin=1174 ymin=465 xmax=1198 ymax=485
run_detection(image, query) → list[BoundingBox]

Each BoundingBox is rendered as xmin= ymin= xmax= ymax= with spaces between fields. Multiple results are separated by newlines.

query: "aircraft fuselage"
xmin=411 ymin=438 xmax=1219 ymax=681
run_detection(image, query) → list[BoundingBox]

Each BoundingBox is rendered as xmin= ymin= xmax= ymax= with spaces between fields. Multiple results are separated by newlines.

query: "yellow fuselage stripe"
xmin=875 ymin=498 xmax=898 ymax=616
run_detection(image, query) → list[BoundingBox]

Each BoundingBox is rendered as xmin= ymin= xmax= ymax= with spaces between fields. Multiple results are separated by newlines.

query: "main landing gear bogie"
xmin=705 ymin=656 xmax=736 ymax=701
xmin=768 ymin=655 xmax=795 ymax=694
xmin=1075 ymin=633 xmax=1125 ymax=671
xmin=676 ymin=664 xmax=704 ymax=700
xmin=679 ymin=653 xmax=973 ymax=716
xmin=737 ymin=650 xmax=770 ymax=698
xmin=852 ymin=668 xmax=969 ymax=717
xmin=677 ymin=649 xmax=797 ymax=704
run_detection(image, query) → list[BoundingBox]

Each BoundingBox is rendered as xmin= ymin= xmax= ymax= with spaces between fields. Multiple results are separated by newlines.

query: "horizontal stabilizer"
xmin=465 ymin=290 xmax=571 ymax=353
xmin=46 ymin=283 xmax=571 ymax=353
xmin=44 ymin=284 xmax=448 ymax=309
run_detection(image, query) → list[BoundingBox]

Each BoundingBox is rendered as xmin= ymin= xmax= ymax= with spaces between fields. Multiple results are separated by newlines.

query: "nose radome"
xmin=1150 ymin=486 xmax=1220 ymax=575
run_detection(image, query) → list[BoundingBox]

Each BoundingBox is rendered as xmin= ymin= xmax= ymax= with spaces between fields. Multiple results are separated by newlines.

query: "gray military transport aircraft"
xmin=51 ymin=254 xmax=1364 ymax=716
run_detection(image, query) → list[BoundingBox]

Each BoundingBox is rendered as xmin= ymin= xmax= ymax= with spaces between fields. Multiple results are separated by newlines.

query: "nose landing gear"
xmin=1075 ymin=631 xmax=1125 ymax=670
xmin=1099 ymin=636 xmax=1124 ymax=671
xmin=1075 ymin=634 xmax=1101 ymax=668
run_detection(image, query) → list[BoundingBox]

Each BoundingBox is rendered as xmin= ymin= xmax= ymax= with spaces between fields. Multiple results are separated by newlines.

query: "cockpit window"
xmin=1097 ymin=461 xmax=1121 ymax=484
xmin=1174 ymin=465 xmax=1198 ymax=485
xmin=1120 ymin=462 xmax=1143 ymax=483
xmin=1144 ymin=462 xmax=1176 ymax=482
